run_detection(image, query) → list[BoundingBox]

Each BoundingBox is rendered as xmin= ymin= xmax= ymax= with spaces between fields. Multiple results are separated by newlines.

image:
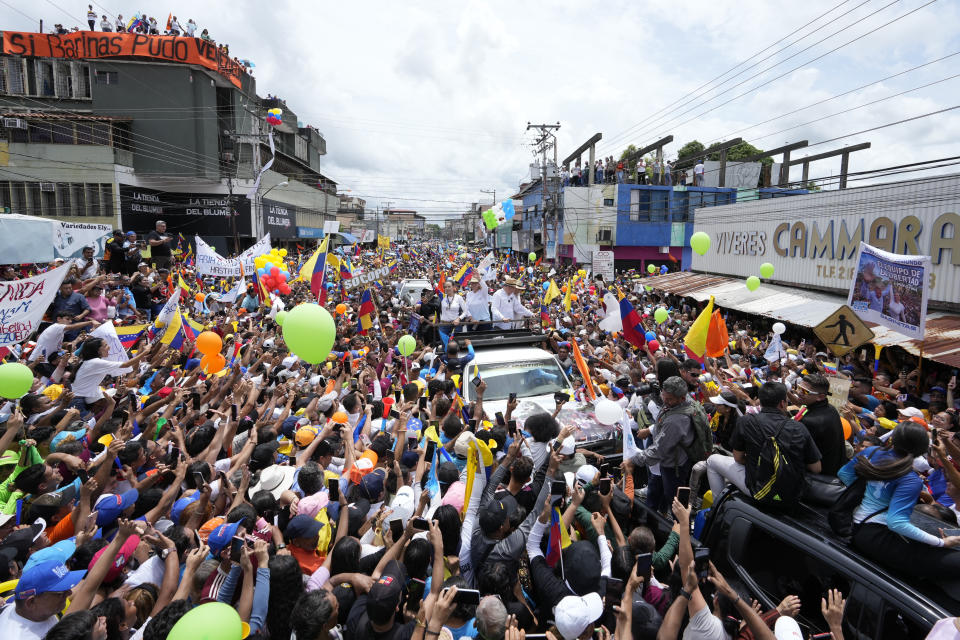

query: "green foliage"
xmin=712 ymin=141 xmax=771 ymax=165
xmin=676 ymin=140 xmax=705 ymax=161
xmin=619 ymin=144 xmax=638 ymax=161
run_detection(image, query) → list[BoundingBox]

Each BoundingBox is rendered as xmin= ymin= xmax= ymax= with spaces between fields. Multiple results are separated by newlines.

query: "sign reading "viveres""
xmin=3 ymin=31 xmax=244 ymax=88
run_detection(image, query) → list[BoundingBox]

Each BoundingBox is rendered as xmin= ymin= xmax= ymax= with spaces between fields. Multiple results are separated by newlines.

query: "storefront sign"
xmin=592 ymin=250 xmax=614 ymax=280
xmin=3 ymin=31 xmax=243 ymax=87
xmin=120 ymin=185 xmax=251 ymax=237
xmin=262 ymin=198 xmax=296 ymax=239
xmin=298 ymin=227 xmax=324 ymax=239
xmin=690 ymin=175 xmax=960 ymax=307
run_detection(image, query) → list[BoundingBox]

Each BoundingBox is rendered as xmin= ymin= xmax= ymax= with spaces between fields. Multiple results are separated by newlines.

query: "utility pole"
xmin=526 ymin=122 xmax=560 ymax=264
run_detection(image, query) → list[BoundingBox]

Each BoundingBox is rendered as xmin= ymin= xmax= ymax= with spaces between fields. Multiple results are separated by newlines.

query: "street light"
xmin=262 ymin=180 xmax=288 ymax=198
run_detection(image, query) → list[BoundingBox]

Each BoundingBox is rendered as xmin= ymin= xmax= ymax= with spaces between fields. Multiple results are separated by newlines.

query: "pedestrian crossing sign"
xmin=813 ymin=305 xmax=875 ymax=357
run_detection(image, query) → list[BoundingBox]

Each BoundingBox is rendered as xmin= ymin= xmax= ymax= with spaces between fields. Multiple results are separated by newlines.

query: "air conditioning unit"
xmin=658 ymin=246 xmax=670 ymax=254
xmin=3 ymin=118 xmax=26 ymax=129
xmin=40 ymin=182 xmax=56 ymax=192
xmin=596 ymin=229 xmax=612 ymax=242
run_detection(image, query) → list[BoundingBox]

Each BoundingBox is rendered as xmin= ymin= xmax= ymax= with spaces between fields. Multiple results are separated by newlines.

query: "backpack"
xmin=746 ymin=417 xmax=806 ymax=506
xmin=663 ymin=402 xmax=713 ymax=463
xmin=827 ymin=449 xmax=885 ymax=539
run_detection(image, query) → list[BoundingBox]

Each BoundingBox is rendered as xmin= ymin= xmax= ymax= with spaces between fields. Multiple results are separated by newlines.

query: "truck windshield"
xmin=475 ymin=360 xmax=566 ymax=401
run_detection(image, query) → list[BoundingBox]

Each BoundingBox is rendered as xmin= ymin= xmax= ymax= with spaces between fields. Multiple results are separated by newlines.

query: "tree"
xmin=712 ymin=141 xmax=772 ymax=165
xmin=619 ymin=144 xmax=638 ymax=161
xmin=676 ymin=140 xmax=705 ymax=161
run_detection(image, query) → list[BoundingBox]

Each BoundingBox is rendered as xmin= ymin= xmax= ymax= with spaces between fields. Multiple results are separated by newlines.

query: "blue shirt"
xmin=838 ymin=446 xmax=939 ymax=545
xmin=52 ymin=291 xmax=90 ymax=317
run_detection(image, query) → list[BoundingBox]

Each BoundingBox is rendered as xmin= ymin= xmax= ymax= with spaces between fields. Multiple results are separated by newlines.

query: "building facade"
xmin=0 ymin=31 xmax=336 ymax=254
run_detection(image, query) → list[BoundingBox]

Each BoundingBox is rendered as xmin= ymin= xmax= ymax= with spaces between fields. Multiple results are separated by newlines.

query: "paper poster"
xmin=847 ymin=242 xmax=931 ymax=340
xmin=0 ymin=264 xmax=70 ymax=347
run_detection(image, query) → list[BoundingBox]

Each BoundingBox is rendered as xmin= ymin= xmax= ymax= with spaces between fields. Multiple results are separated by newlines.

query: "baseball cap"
xmin=0 ymin=450 xmax=19 ymax=467
xmin=15 ymin=560 xmax=86 ymax=600
xmin=366 ymin=560 xmax=405 ymax=624
xmin=95 ymin=489 xmax=139 ymax=527
xmin=555 ymin=436 xmax=575 ymax=456
xmin=89 ymin=535 xmax=140 ymax=582
xmin=50 ymin=428 xmax=87 ymax=452
xmin=898 ymin=407 xmax=925 ymax=420
xmin=295 ymin=425 xmax=320 ymax=448
xmin=207 ymin=521 xmax=241 ymax=554
xmin=359 ymin=469 xmax=386 ymax=501
xmin=575 ymin=464 xmax=599 ymax=487
xmin=478 ymin=494 xmax=518 ymax=535
xmin=774 ymin=616 xmax=804 ymax=640
xmin=297 ymin=492 xmax=329 ymax=519
xmin=23 ymin=539 xmax=76 ymax=572
xmin=436 ymin=461 xmax=460 ymax=486
xmin=562 ymin=542 xmax=601 ymax=595
xmin=441 ymin=481 xmax=466 ymax=513
xmin=0 ymin=522 xmax=46 ymax=562
xmin=170 ymin=491 xmax=202 ymax=524
xmin=285 ymin=514 xmax=323 ymax=541
xmin=554 ymin=592 xmax=603 ymax=640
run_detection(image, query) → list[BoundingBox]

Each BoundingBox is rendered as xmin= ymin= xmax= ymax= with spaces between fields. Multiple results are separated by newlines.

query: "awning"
xmin=644 ymin=271 xmax=960 ymax=369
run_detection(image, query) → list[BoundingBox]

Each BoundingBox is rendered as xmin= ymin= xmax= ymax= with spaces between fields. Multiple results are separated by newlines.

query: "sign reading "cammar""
xmin=2 ymin=31 xmax=244 ymax=88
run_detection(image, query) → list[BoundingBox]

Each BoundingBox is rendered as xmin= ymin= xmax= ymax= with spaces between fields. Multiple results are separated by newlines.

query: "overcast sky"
xmin=4 ymin=0 xmax=959 ymax=223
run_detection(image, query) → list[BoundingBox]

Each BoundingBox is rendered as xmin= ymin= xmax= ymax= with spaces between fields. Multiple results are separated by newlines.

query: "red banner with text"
xmin=2 ymin=31 xmax=243 ymax=88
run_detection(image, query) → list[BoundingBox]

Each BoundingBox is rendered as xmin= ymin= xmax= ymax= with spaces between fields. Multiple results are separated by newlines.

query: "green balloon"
xmin=0 ymin=363 xmax=33 ymax=399
xmin=528 ymin=252 xmax=537 ymax=261
xmin=644 ymin=285 xmax=653 ymax=292
xmin=745 ymin=275 xmax=761 ymax=291
xmin=282 ymin=304 xmax=336 ymax=364
xmin=168 ymin=602 xmax=243 ymax=640
xmin=654 ymin=308 xmax=669 ymax=324
xmin=690 ymin=231 xmax=711 ymax=256
xmin=274 ymin=310 xmax=288 ymax=326
xmin=397 ymin=334 xmax=416 ymax=357
xmin=647 ymin=264 xmax=656 ymax=274
xmin=759 ymin=262 xmax=775 ymax=279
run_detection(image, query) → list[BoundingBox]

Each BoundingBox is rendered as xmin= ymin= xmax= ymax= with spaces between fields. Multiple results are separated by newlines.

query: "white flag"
xmin=155 ymin=287 xmax=181 ymax=328
xmin=598 ymin=292 xmax=623 ymax=332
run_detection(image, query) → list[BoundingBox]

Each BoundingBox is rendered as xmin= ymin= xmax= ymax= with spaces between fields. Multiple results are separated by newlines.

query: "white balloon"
xmin=527 ymin=267 xmax=534 ymax=274
xmin=772 ymin=322 xmax=786 ymax=335
xmin=595 ymin=399 xmax=624 ymax=426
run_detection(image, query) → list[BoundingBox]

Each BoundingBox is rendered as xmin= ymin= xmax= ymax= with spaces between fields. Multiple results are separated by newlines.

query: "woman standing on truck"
xmin=838 ymin=421 xmax=960 ymax=579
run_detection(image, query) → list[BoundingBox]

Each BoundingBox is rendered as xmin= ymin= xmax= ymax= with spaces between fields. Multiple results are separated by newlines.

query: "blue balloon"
xmin=446 ymin=261 xmax=452 ymax=268
xmin=644 ymin=331 xmax=657 ymax=342
xmin=660 ymin=265 xmax=668 ymax=273
xmin=542 ymin=282 xmax=549 ymax=291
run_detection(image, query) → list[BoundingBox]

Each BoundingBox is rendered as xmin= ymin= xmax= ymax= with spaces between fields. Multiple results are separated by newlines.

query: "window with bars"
xmin=94 ymin=71 xmax=118 ymax=85
xmin=4 ymin=58 xmax=25 ymax=95
xmin=35 ymin=60 xmax=55 ymax=97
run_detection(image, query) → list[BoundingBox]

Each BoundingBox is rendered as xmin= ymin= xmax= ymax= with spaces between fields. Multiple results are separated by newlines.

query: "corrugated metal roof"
xmin=645 ymin=271 xmax=960 ymax=369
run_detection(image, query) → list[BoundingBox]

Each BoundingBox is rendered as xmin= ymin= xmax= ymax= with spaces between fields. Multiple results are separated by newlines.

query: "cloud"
xmin=4 ymin=0 xmax=957 ymax=221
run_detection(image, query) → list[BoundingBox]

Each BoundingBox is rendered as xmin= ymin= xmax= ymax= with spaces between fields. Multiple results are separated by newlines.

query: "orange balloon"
xmin=194 ymin=293 xmax=205 ymax=302
xmin=571 ymin=294 xmax=578 ymax=301
xmin=841 ymin=417 xmax=852 ymax=440
xmin=200 ymin=353 xmax=226 ymax=373
xmin=196 ymin=331 xmax=222 ymax=356
xmin=336 ymin=304 xmax=347 ymax=315
xmin=561 ymin=285 xmax=568 ymax=293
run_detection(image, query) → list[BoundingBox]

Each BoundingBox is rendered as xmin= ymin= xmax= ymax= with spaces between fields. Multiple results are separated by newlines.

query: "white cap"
xmin=554 ymin=592 xmax=603 ymax=640
xmin=555 ymin=435 xmax=575 ymax=456
xmin=897 ymin=406 xmax=924 ymax=420
xmin=774 ymin=616 xmax=803 ymax=640
xmin=575 ymin=464 xmax=599 ymax=486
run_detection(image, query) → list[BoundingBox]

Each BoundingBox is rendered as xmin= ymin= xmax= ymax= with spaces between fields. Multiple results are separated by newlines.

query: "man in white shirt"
xmin=465 ymin=276 xmax=493 ymax=331
xmin=490 ymin=277 xmax=534 ymax=330
xmin=0 ymin=560 xmax=86 ymax=640
xmin=73 ymin=246 xmax=100 ymax=281
xmin=185 ymin=19 xmax=197 ymax=36
xmin=694 ymin=160 xmax=705 ymax=186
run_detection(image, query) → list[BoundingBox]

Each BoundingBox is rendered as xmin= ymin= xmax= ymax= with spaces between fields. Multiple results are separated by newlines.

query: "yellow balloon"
xmin=279 ymin=249 xmax=288 ymax=257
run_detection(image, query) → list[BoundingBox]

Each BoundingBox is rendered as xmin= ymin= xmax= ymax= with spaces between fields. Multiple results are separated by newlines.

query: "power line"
xmin=617 ymin=0 xmax=938 ymax=155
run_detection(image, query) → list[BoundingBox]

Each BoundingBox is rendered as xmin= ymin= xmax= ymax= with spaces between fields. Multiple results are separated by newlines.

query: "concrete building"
xmin=0 ymin=31 xmax=337 ymax=254
xmin=381 ymin=209 xmax=425 ymax=240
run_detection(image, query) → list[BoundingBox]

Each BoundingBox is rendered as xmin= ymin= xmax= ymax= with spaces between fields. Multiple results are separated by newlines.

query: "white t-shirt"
xmin=694 ymin=163 xmax=705 ymax=176
xmin=72 ymin=357 xmax=132 ymax=402
xmin=0 ymin=604 xmax=58 ymax=640
xmin=682 ymin=606 xmax=730 ymax=640
xmin=30 ymin=323 xmax=65 ymax=362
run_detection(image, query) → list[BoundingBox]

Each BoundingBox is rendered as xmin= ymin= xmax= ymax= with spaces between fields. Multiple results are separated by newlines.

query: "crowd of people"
xmin=46 ymin=7 xmax=249 ymax=74
xmin=562 ymin=157 xmax=692 ymax=188
xmin=0 ymin=228 xmax=957 ymax=640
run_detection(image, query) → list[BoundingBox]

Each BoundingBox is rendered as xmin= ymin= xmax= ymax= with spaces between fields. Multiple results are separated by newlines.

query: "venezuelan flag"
xmin=388 ymin=262 xmax=398 ymax=274
xmin=357 ymin=289 xmax=375 ymax=334
xmin=545 ymin=505 xmax=571 ymax=568
xmin=160 ymin=310 xmax=189 ymax=350
xmin=455 ymin=264 xmax=473 ymax=287
xmin=183 ymin=314 xmax=205 ymax=341
xmin=616 ymin=289 xmax=646 ymax=349
xmin=116 ymin=324 xmax=147 ymax=351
